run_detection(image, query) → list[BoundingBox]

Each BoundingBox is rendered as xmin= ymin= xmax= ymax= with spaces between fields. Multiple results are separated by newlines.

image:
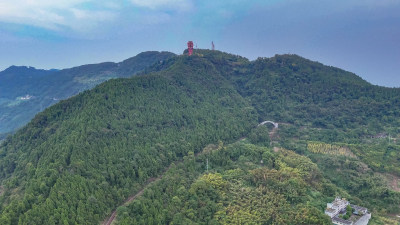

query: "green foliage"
xmin=310 ymin=153 xmax=400 ymax=214
xmin=228 ymin=54 xmax=400 ymax=143
xmin=350 ymin=143 xmax=400 ymax=175
xmin=1 ymin=50 xmax=400 ymax=224
xmin=248 ymin=125 xmax=271 ymax=146
xmin=340 ymin=205 xmax=353 ymax=220
xmin=0 ymin=55 xmax=256 ymax=224
xmin=307 ymin=141 xmax=355 ymax=157
xmin=117 ymin=142 xmax=331 ymax=225
xmin=0 ymin=51 xmax=175 ymax=137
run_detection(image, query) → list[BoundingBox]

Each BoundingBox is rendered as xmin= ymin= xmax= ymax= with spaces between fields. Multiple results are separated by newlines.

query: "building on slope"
xmin=325 ymin=197 xmax=371 ymax=225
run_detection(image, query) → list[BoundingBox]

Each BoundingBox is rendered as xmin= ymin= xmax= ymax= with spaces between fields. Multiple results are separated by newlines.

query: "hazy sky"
xmin=0 ymin=0 xmax=399 ymax=87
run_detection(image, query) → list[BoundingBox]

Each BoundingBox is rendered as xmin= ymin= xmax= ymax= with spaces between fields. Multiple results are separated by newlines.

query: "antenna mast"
xmin=212 ymin=41 xmax=215 ymax=50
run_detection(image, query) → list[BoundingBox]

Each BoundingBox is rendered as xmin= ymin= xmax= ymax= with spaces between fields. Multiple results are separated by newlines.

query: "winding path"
xmin=102 ymin=147 xmax=213 ymax=225
xmin=102 ymin=123 xmax=282 ymax=225
xmin=102 ymin=177 xmax=161 ymax=225
xmin=390 ymin=174 xmax=400 ymax=192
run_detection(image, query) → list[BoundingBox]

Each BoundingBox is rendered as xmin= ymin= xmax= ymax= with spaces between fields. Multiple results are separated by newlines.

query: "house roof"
xmin=325 ymin=208 xmax=336 ymax=213
xmin=351 ymin=204 xmax=368 ymax=212
xmin=332 ymin=216 xmax=353 ymax=225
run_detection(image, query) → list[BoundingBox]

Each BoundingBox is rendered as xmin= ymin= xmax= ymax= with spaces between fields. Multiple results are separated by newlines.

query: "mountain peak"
xmin=120 ymin=51 xmax=175 ymax=65
xmin=183 ymin=48 xmax=249 ymax=61
xmin=3 ymin=65 xmax=36 ymax=73
xmin=1 ymin=65 xmax=60 ymax=76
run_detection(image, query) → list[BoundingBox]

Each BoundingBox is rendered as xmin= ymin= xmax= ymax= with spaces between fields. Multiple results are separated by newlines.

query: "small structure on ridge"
xmin=187 ymin=41 xmax=193 ymax=56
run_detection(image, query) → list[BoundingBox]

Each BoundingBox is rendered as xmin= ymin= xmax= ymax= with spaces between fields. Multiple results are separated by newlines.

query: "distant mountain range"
xmin=0 ymin=51 xmax=175 ymax=139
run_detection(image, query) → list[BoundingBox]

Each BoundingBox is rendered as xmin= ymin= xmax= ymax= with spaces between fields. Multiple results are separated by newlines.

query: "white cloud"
xmin=130 ymin=0 xmax=193 ymax=11
xmin=0 ymin=0 xmax=117 ymax=31
xmin=67 ymin=8 xmax=116 ymax=32
xmin=140 ymin=12 xmax=171 ymax=25
xmin=356 ymin=0 xmax=400 ymax=7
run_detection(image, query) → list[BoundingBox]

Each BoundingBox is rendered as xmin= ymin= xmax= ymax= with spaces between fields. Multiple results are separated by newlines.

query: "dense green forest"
xmin=0 ymin=51 xmax=175 ymax=138
xmin=116 ymin=137 xmax=400 ymax=225
xmin=0 ymin=49 xmax=400 ymax=224
xmin=117 ymin=140 xmax=334 ymax=225
xmin=0 ymin=54 xmax=256 ymax=224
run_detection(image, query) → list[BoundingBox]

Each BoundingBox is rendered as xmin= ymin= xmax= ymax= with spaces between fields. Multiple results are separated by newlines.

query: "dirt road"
xmin=102 ymin=175 xmax=162 ymax=225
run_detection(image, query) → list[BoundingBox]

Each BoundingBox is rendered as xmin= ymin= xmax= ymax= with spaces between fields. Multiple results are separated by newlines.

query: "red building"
xmin=187 ymin=41 xmax=193 ymax=56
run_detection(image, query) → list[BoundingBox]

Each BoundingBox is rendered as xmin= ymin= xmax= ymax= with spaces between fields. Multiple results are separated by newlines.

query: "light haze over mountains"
xmin=0 ymin=0 xmax=399 ymax=87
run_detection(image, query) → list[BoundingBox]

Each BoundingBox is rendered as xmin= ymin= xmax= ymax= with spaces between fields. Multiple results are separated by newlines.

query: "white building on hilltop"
xmin=325 ymin=197 xmax=349 ymax=218
xmin=325 ymin=197 xmax=371 ymax=225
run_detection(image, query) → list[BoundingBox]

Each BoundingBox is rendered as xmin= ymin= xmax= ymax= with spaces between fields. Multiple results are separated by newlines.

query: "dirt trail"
xmin=101 ymin=144 xmax=218 ymax=225
xmin=267 ymin=121 xmax=289 ymax=139
xmin=102 ymin=125 xmax=286 ymax=225
xmin=389 ymin=174 xmax=400 ymax=192
xmin=102 ymin=167 xmax=172 ymax=225
xmin=102 ymin=176 xmax=161 ymax=225
xmin=269 ymin=126 xmax=278 ymax=139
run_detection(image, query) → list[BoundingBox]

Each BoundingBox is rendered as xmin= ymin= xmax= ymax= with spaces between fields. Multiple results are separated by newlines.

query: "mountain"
xmin=0 ymin=51 xmax=175 ymax=138
xmin=0 ymin=50 xmax=399 ymax=224
xmin=0 ymin=66 xmax=57 ymax=99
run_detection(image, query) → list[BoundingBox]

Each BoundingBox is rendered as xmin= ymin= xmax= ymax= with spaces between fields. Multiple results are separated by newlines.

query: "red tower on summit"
xmin=187 ymin=41 xmax=193 ymax=56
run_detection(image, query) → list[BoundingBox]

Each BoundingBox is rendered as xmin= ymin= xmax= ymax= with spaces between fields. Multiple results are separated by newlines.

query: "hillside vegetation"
xmin=0 ymin=49 xmax=400 ymax=224
xmin=0 ymin=54 xmax=256 ymax=224
xmin=0 ymin=51 xmax=175 ymax=138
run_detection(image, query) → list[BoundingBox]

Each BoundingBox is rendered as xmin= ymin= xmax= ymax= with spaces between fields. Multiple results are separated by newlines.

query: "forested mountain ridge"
xmin=232 ymin=53 xmax=400 ymax=130
xmin=0 ymin=50 xmax=399 ymax=224
xmin=0 ymin=51 xmax=175 ymax=138
xmin=0 ymin=53 xmax=256 ymax=224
